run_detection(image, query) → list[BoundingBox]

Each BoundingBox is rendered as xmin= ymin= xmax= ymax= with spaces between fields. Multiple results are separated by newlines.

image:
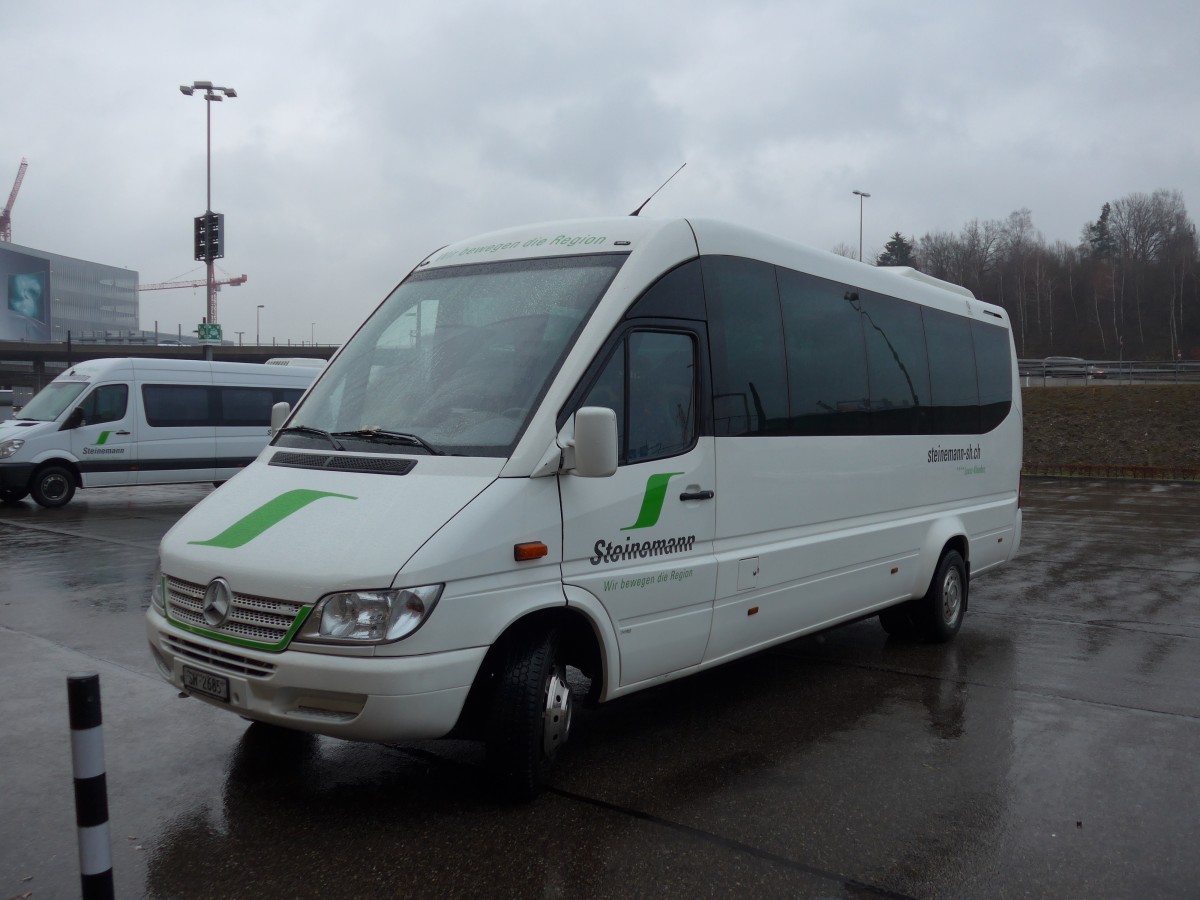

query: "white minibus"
xmin=0 ymin=358 xmax=318 ymax=507
xmin=146 ymin=217 xmax=1022 ymax=796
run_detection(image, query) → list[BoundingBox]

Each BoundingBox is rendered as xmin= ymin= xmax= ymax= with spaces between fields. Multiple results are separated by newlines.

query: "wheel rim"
xmin=542 ymin=666 xmax=572 ymax=757
xmin=40 ymin=472 xmax=69 ymax=502
xmin=941 ymin=567 xmax=963 ymax=626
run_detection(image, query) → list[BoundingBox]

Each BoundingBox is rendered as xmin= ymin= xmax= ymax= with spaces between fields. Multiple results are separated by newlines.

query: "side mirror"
xmin=62 ymin=407 xmax=85 ymax=430
xmin=573 ymin=406 xmax=618 ymax=477
xmin=269 ymin=401 xmax=291 ymax=436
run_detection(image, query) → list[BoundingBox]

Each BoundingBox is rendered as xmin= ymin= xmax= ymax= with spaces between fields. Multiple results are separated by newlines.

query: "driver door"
xmin=560 ymin=329 xmax=718 ymax=687
xmin=69 ymin=383 xmax=137 ymax=486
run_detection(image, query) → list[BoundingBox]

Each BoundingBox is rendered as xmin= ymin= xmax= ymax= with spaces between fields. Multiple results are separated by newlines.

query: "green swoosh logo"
xmin=189 ymin=489 xmax=357 ymax=549
xmin=96 ymin=431 xmax=111 ymax=445
xmin=621 ymin=472 xmax=684 ymax=531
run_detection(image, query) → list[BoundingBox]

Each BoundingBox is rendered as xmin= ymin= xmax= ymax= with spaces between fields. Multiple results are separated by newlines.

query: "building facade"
xmin=0 ymin=241 xmax=139 ymax=342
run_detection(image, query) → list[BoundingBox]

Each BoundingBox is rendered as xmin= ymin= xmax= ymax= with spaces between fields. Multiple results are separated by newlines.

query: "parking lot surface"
xmin=2 ymin=479 xmax=1198 ymax=898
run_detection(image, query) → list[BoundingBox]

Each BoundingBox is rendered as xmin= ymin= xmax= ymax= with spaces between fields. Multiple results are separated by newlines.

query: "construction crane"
xmin=1 ymin=158 xmax=29 ymax=243
xmin=138 ymin=273 xmax=248 ymax=292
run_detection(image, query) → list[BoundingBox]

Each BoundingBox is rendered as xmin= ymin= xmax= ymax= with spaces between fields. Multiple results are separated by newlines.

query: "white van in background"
xmin=147 ymin=216 xmax=1022 ymax=797
xmin=0 ymin=358 xmax=318 ymax=507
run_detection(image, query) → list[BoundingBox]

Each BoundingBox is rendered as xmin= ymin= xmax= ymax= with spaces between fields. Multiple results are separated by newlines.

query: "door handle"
xmin=115 ymin=430 xmax=131 ymax=435
xmin=679 ymin=489 xmax=714 ymax=501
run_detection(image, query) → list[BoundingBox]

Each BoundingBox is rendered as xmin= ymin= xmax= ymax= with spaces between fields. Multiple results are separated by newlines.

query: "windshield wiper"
xmin=332 ymin=428 xmax=443 ymax=455
xmin=276 ymin=425 xmax=345 ymax=451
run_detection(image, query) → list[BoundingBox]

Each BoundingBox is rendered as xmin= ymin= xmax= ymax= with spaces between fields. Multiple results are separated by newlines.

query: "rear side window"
xmin=142 ymin=385 xmax=308 ymax=428
xmin=217 ymin=387 xmax=277 ymax=426
xmin=923 ymin=308 xmax=980 ymax=434
xmin=972 ymin=320 xmax=1013 ymax=432
xmin=142 ymin=384 xmax=211 ymax=427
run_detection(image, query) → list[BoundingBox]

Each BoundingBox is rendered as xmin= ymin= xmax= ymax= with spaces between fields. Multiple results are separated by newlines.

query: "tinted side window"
xmin=277 ymin=388 xmax=305 ymax=407
xmin=217 ymin=387 xmax=276 ymax=426
xmin=923 ymin=308 xmax=979 ymax=434
xmin=853 ymin=291 xmax=932 ymax=435
xmin=79 ymin=384 xmax=129 ymax=425
xmin=625 ymin=259 xmax=707 ymax=320
xmin=703 ymin=256 xmax=788 ymax=436
xmin=972 ymin=319 xmax=1013 ymax=432
xmin=142 ymin=385 xmax=211 ymax=428
xmin=582 ymin=331 xmax=695 ymax=465
xmin=582 ymin=345 xmax=625 ymax=455
xmin=778 ymin=269 xmax=870 ymax=436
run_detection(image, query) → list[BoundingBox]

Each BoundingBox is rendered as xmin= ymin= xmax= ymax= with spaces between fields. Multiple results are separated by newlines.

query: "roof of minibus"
xmin=53 ymin=357 xmax=317 ymax=384
xmin=419 ymin=216 xmax=1007 ymax=324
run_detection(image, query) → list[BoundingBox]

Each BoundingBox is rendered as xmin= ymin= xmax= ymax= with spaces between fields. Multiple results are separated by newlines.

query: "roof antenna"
xmin=629 ymin=163 xmax=686 ymax=216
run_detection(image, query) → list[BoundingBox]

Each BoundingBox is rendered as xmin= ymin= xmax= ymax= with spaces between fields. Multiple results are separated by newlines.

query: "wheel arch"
xmin=916 ymin=519 xmax=970 ymax=604
xmin=449 ymin=603 xmax=607 ymax=740
xmin=33 ymin=457 xmax=82 ymax=488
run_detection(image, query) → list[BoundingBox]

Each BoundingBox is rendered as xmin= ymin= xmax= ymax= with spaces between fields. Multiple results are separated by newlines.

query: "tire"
xmin=486 ymin=628 xmax=573 ymax=800
xmin=0 ymin=487 xmax=29 ymax=504
xmin=30 ymin=464 xmax=76 ymax=508
xmin=916 ymin=550 xmax=967 ymax=642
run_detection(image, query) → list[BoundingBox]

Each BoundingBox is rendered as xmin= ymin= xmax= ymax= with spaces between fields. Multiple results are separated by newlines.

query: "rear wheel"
xmin=30 ymin=465 xmax=76 ymax=508
xmin=916 ymin=550 xmax=967 ymax=642
xmin=486 ymin=628 xmax=572 ymax=800
xmin=0 ymin=487 xmax=28 ymax=504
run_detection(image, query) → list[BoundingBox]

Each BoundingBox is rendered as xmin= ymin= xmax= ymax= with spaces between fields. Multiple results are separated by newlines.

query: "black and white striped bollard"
xmin=68 ymin=673 xmax=114 ymax=900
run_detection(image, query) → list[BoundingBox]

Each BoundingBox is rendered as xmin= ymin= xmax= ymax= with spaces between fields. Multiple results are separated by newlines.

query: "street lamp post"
xmin=256 ymin=304 xmax=264 ymax=346
xmin=180 ymin=80 xmax=237 ymax=327
xmin=311 ymin=322 xmax=315 ymax=346
xmin=852 ymin=190 xmax=871 ymax=262
xmin=235 ymin=331 xmax=244 ymax=346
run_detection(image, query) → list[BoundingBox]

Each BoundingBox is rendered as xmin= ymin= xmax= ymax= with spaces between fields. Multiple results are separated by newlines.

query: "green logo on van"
xmin=621 ymin=472 xmax=684 ymax=531
xmin=189 ymin=489 xmax=357 ymax=549
xmin=96 ymin=431 xmax=111 ymax=445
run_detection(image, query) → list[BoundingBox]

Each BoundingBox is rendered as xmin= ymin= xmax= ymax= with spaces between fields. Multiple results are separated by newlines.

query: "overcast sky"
xmin=4 ymin=0 xmax=1198 ymax=346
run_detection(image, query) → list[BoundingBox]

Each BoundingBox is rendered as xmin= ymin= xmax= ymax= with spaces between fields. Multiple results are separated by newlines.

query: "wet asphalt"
xmin=1 ymin=479 xmax=1198 ymax=899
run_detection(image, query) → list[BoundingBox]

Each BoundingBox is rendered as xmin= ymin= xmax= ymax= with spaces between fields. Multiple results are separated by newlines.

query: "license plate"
xmin=182 ymin=665 xmax=230 ymax=702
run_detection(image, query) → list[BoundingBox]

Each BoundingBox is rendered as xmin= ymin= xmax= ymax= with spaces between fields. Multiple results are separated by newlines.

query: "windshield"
xmin=15 ymin=381 xmax=89 ymax=421
xmin=282 ymin=254 xmax=626 ymax=456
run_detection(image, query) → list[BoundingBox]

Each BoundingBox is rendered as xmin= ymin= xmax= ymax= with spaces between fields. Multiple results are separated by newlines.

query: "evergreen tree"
xmin=876 ymin=232 xmax=915 ymax=266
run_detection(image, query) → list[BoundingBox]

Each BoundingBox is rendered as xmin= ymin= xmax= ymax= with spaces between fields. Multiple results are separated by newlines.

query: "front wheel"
xmin=30 ymin=465 xmax=76 ymax=508
xmin=917 ymin=550 xmax=967 ymax=642
xmin=486 ymin=628 xmax=573 ymax=800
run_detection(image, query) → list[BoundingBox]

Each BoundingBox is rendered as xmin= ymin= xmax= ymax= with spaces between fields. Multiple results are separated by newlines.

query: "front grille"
xmin=163 ymin=633 xmax=277 ymax=678
xmin=166 ymin=576 xmax=306 ymax=649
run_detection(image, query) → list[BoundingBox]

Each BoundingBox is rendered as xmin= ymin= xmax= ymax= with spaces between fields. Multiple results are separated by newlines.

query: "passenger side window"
xmin=972 ymin=320 xmax=1013 ymax=432
xmin=853 ymin=290 xmax=932 ymax=435
xmin=923 ymin=308 xmax=980 ymax=434
xmin=142 ymin=385 xmax=211 ymax=428
xmin=582 ymin=331 xmax=696 ymax=465
xmin=703 ymin=256 xmax=789 ymax=435
xmin=78 ymin=384 xmax=129 ymax=426
xmin=778 ymin=269 xmax=870 ymax=435
xmin=217 ymin=387 xmax=277 ymax=426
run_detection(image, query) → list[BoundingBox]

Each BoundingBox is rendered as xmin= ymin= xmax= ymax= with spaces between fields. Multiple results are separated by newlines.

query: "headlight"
xmin=0 ymin=439 xmax=24 ymax=459
xmin=150 ymin=573 xmax=166 ymax=614
xmin=297 ymin=584 xmax=443 ymax=644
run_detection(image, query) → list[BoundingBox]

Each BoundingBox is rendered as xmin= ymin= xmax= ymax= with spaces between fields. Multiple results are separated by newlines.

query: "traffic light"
xmin=192 ymin=212 xmax=226 ymax=261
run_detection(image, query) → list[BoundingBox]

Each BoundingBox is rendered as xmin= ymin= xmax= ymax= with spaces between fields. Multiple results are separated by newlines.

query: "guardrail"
xmin=1018 ymin=359 xmax=1200 ymax=385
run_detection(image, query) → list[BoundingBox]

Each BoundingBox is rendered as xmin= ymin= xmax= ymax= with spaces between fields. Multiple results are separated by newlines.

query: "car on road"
xmin=1042 ymin=356 xmax=1106 ymax=378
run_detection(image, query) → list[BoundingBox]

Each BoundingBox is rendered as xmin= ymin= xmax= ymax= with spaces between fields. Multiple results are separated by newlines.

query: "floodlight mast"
xmin=181 ymin=81 xmax=237 ymax=325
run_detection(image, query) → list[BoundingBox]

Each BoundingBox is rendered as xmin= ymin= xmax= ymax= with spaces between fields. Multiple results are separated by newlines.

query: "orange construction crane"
xmin=139 ymin=273 xmax=248 ymax=292
xmin=1 ymin=158 xmax=29 ymax=243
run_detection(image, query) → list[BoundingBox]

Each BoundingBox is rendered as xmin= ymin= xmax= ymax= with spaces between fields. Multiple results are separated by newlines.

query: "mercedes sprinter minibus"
xmin=146 ymin=217 xmax=1022 ymax=796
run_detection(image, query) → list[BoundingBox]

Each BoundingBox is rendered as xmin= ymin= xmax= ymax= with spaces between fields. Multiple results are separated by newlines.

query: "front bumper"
xmin=145 ymin=607 xmax=486 ymax=742
xmin=0 ymin=462 xmax=34 ymax=491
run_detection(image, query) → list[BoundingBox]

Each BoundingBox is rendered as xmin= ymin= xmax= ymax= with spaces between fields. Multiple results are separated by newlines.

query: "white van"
xmin=0 ymin=358 xmax=318 ymax=507
xmin=146 ymin=217 xmax=1022 ymax=796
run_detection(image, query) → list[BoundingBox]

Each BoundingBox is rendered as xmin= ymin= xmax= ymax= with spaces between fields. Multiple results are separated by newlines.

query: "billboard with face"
xmin=1 ymin=247 xmax=51 ymax=340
